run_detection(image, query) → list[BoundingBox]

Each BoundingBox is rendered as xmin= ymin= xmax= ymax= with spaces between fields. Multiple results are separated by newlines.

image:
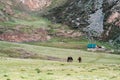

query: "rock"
xmin=2 ymin=5 xmax=14 ymax=15
xmin=102 ymin=0 xmax=120 ymax=41
xmin=16 ymin=0 xmax=52 ymax=11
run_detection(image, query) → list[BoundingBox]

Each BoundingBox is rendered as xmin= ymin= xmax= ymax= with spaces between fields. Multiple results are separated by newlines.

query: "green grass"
xmin=0 ymin=17 xmax=52 ymax=34
xmin=14 ymin=18 xmax=51 ymax=28
xmin=0 ymin=3 xmax=4 ymax=9
xmin=0 ymin=21 xmax=17 ymax=27
xmin=24 ymin=38 xmax=87 ymax=50
xmin=0 ymin=17 xmax=51 ymax=27
xmin=0 ymin=58 xmax=120 ymax=80
xmin=0 ymin=41 xmax=120 ymax=63
xmin=0 ymin=41 xmax=120 ymax=80
xmin=0 ymin=16 xmax=70 ymax=34
xmin=24 ymin=37 xmax=112 ymax=51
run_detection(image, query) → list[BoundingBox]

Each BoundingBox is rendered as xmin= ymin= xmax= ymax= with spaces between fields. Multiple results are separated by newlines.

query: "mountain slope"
xmin=0 ymin=0 xmax=120 ymax=47
xmin=0 ymin=0 xmax=69 ymax=42
xmin=46 ymin=0 xmax=120 ymax=42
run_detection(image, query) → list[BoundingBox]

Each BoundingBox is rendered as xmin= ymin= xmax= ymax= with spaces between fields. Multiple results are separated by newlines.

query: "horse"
xmin=67 ymin=56 xmax=73 ymax=62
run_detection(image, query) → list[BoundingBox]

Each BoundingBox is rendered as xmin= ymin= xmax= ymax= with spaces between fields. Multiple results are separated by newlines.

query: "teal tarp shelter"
xmin=87 ymin=44 xmax=96 ymax=48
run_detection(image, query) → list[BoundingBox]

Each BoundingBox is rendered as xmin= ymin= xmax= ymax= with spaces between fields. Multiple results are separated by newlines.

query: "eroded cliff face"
xmin=102 ymin=0 xmax=120 ymax=42
xmin=0 ymin=0 xmax=52 ymax=12
xmin=18 ymin=0 xmax=51 ymax=11
xmin=46 ymin=0 xmax=120 ymax=42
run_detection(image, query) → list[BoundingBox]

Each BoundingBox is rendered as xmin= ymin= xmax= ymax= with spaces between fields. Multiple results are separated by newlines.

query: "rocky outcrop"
xmin=46 ymin=0 xmax=120 ymax=42
xmin=11 ymin=0 xmax=52 ymax=11
xmin=46 ymin=0 xmax=104 ymax=37
xmin=20 ymin=0 xmax=51 ymax=11
xmin=102 ymin=0 xmax=120 ymax=41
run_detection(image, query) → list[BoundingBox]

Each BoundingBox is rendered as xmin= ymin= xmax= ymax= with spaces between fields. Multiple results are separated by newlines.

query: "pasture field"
xmin=0 ymin=58 xmax=120 ymax=80
xmin=0 ymin=41 xmax=120 ymax=80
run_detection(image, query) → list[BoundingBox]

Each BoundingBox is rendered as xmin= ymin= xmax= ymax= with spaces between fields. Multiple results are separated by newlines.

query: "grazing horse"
xmin=67 ymin=56 xmax=73 ymax=62
xmin=78 ymin=57 xmax=82 ymax=63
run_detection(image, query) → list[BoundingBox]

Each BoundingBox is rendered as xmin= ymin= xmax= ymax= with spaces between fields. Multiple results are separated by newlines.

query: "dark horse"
xmin=78 ymin=57 xmax=82 ymax=63
xmin=67 ymin=56 xmax=73 ymax=62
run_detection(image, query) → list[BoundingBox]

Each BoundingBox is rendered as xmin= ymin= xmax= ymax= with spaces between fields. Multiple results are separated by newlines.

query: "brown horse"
xmin=67 ymin=56 xmax=73 ymax=62
xmin=78 ymin=57 xmax=82 ymax=63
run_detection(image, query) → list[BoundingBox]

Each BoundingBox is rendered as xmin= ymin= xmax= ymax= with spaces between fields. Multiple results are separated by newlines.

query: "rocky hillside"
xmin=46 ymin=0 xmax=120 ymax=42
xmin=102 ymin=0 xmax=120 ymax=42
xmin=0 ymin=0 xmax=51 ymax=42
xmin=0 ymin=0 xmax=68 ymax=42
xmin=0 ymin=0 xmax=120 ymax=43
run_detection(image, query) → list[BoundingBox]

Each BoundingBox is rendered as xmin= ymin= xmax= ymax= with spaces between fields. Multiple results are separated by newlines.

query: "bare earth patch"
xmin=0 ymin=28 xmax=51 ymax=42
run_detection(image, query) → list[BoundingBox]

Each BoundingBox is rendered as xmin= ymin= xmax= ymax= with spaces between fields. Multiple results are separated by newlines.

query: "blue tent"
xmin=87 ymin=44 xmax=96 ymax=48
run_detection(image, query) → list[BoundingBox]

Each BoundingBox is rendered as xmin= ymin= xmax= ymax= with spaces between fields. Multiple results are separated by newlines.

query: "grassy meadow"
xmin=0 ymin=58 xmax=120 ymax=80
xmin=0 ymin=41 xmax=120 ymax=80
xmin=0 ymin=0 xmax=120 ymax=79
